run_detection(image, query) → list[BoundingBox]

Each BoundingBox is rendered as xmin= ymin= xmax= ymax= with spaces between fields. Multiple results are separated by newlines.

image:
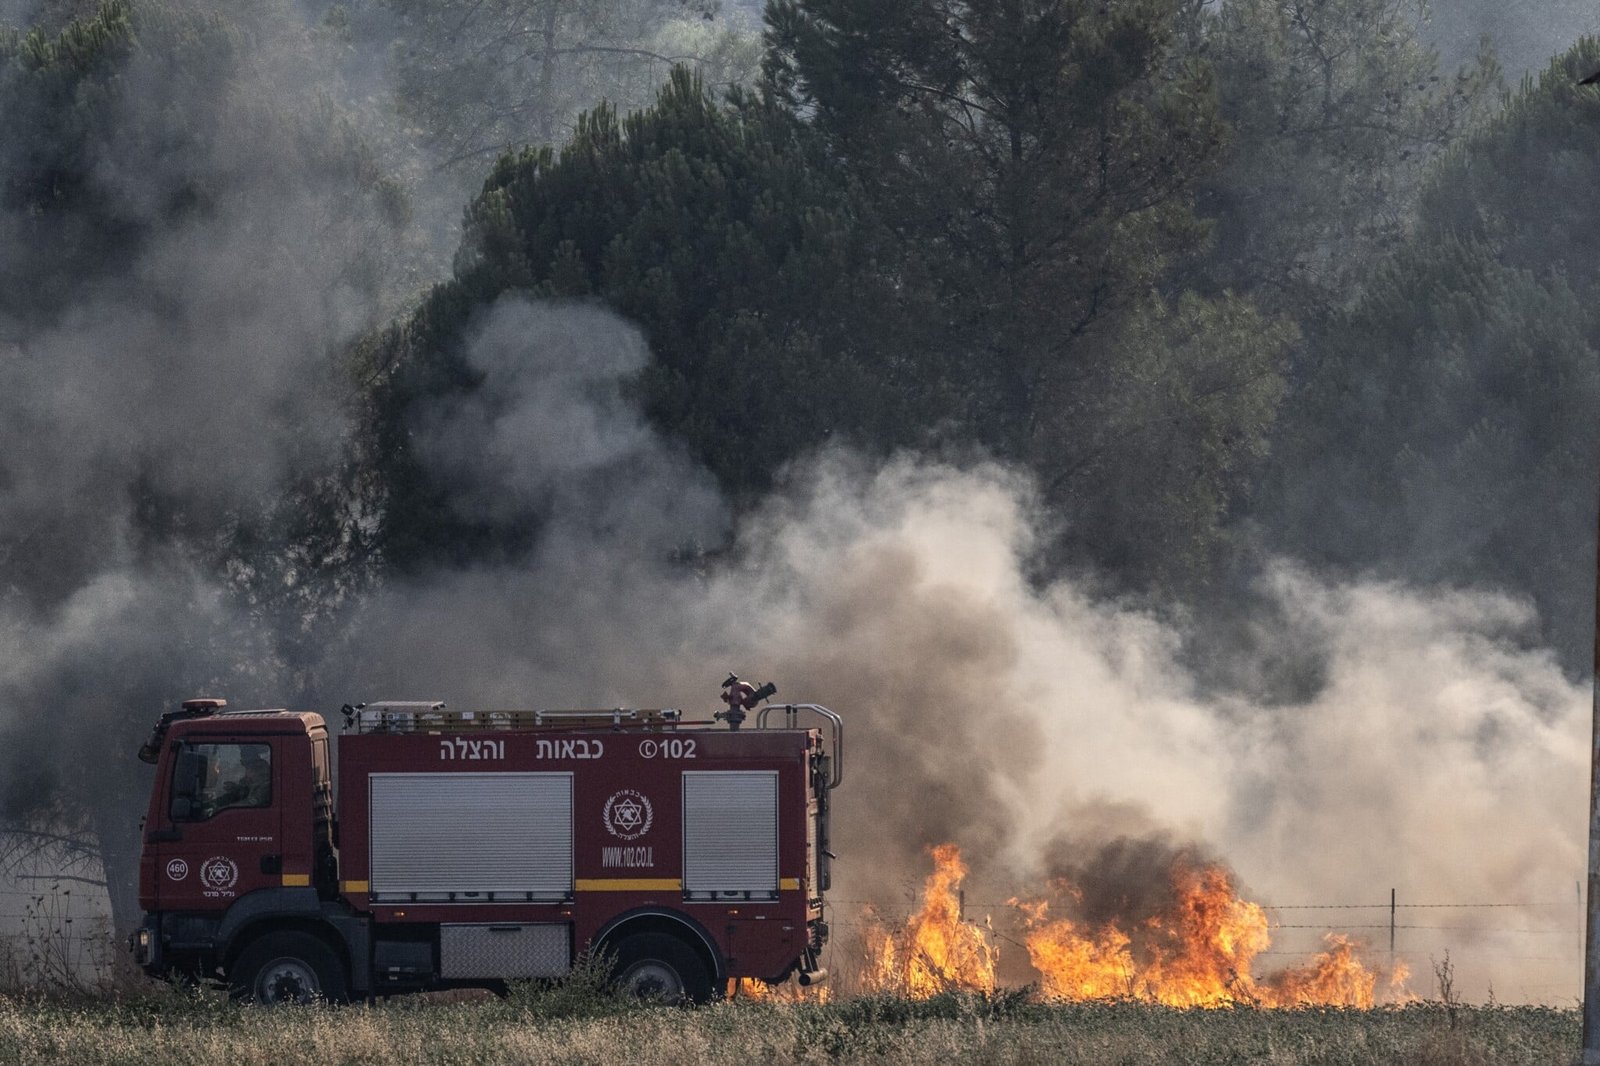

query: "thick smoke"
xmin=0 ymin=0 xmax=424 ymax=929
xmin=411 ymin=302 xmax=728 ymax=549
xmin=0 ymin=0 xmax=1589 ymax=1004
xmin=339 ymin=296 xmax=1587 ymax=1001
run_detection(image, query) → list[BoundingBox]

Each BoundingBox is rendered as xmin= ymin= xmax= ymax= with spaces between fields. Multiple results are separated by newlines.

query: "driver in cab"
xmin=216 ymin=749 xmax=270 ymax=809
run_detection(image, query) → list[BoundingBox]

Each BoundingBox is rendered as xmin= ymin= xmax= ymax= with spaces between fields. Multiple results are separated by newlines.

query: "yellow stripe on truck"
xmin=341 ymin=880 xmax=369 ymax=893
xmin=574 ymin=878 xmax=803 ymax=892
xmin=576 ymin=878 xmax=682 ymax=892
xmin=281 ymin=874 xmax=310 ymax=887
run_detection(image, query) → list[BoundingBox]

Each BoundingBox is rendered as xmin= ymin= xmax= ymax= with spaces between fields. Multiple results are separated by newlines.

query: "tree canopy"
xmin=1263 ymin=38 xmax=1600 ymax=667
xmin=374 ymin=0 xmax=1298 ymax=591
xmin=9 ymin=0 xmax=1600 ymax=942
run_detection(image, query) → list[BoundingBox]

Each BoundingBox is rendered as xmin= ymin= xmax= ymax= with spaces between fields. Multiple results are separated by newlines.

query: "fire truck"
xmin=130 ymin=677 xmax=840 ymax=1005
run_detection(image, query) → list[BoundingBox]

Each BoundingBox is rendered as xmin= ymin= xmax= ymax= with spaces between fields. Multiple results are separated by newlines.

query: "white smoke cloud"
xmin=414 ymin=299 xmax=727 ymax=549
xmin=0 ymin=0 xmax=1587 ymax=1003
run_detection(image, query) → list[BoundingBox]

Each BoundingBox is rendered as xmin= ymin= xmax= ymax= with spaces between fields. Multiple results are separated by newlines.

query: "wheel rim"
xmin=255 ymin=957 xmax=322 ymax=1005
xmin=619 ymin=959 xmax=685 ymax=1002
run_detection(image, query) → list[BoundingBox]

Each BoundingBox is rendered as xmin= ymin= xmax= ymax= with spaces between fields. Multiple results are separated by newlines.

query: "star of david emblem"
xmin=200 ymin=855 xmax=238 ymax=889
xmin=612 ymin=798 xmax=643 ymax=831
xmin=604 ymin=789 xmax=653 ymax=840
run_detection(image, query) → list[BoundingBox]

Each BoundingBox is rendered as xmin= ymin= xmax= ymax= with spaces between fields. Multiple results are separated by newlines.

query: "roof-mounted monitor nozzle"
xmin=716 ymin=673 xmax=776 ymax=731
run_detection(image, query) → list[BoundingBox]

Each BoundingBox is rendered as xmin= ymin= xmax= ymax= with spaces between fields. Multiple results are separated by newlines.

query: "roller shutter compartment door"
xmin=682 ymin=771 xmax=778 ymax=900
xmin=369 ymin=772 xmax=573 ymax=901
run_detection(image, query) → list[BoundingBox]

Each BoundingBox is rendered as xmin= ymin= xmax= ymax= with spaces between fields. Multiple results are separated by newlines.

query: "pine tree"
xmin=371 ymin=70 xmax=925 ymax=568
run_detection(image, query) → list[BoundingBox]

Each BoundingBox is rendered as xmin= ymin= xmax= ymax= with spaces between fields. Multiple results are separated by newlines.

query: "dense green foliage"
xmin=374 ymin=1 xmax=1300 ymax=589
xmin=0 ymin=0 xmax=140 ymax=330
xmin=370 ymin=69 xmax=919 ymax=565
xmin=1190 ymin=0 xmax=1499 ymax=322
xmin=12 ymin=0 xmax=1564 ymax=633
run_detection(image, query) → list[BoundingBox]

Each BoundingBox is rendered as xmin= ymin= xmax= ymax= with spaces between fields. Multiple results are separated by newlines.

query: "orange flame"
xmin=1015 ymin=854 xmax=1398 ymax=1007
xmin=860 ymin=843 xmax=1405 ymax=1007
xmin=730 ymin=977 xmax=830 ymax=1003
xmin=864 ymin=843 xmax=996 ymax=996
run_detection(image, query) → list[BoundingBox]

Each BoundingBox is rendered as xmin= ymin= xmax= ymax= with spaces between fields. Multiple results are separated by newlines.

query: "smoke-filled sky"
xmin=0 ymin=0 xmax=1592 ymax=1003
xmin=1426 ymin=0 xmax=1600 ymax=79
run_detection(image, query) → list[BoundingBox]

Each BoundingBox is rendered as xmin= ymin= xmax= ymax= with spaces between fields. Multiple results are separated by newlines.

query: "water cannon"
xmin=716 ymin=674 xmax=776 ymax=731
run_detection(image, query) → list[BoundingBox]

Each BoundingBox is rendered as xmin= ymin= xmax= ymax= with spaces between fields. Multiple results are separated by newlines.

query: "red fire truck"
xmin=130 ymin=678 xmax=840 ymax=1005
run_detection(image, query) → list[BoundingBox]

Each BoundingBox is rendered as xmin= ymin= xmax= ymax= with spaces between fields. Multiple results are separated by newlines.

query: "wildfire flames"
xmin=731 ymin=977 xmax=830 ymax=1003
xmin=860 ymin=843 xmax=1407 ymax=1007
xmin=864 ymin=843 xmax=997 ymax=996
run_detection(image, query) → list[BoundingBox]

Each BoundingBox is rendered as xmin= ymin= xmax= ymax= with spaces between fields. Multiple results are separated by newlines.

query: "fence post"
xmin=1580 ymin=484 xmax=1600 ymax=1064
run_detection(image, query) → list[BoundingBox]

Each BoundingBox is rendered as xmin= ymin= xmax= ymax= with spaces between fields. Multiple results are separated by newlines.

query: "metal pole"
xmin=1390 ymin=888 xmax=1396 ymax=959
xmin=1581 ymin=501 xmax=1600 ymax=1064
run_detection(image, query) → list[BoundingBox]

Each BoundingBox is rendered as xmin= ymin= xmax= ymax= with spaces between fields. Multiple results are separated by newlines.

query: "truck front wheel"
xmin=231 ymin=931 xmax=348 ymax=1006
xmin=612 ymin=932 xmax=713 ymax=1005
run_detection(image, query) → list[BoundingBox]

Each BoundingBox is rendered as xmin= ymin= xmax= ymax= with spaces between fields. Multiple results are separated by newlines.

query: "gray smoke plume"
xmin=0 ymin=0 xmax=426 ymax=932
xmin=338 ymin=297 xmax=1587 ymax=1002
xmin=1425 ymin=0 xmax=1600 ymax=79
xmin=0 ymin=0 xmax=1588 ymax=1005
xmin=411 ymin=301 xmax=728 ymax=547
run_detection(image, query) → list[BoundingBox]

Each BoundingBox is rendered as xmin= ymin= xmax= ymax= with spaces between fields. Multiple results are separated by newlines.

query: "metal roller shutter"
xmin=682 ymin=771 xmax=778 ymax=899
xmin=369 ymin=772 xmax=572 ymax=901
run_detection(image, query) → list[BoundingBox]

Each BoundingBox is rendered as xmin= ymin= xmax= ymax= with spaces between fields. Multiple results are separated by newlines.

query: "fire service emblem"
xmin=603 ymin=790 xmax=653 ymax=841
xmin=201 ymin=856 xmax=239 ymax=891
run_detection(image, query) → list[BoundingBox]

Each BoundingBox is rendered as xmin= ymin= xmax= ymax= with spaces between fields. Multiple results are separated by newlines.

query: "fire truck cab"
xmin=131 ymin=683 xmax=839 ymax=1004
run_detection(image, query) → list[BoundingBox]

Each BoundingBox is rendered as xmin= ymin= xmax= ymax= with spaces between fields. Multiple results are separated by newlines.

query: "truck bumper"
xmin=130 ymin=912 xmax=223 ymax=978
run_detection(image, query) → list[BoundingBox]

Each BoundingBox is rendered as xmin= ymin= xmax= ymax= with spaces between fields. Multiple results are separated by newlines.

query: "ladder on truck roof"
xmin=341 ymin=702 xmax=685 ymax=734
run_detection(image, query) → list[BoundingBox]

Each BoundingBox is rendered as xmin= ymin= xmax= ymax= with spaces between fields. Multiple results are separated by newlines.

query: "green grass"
xmin=0 ymin=988 xmax=1578 ymax=1065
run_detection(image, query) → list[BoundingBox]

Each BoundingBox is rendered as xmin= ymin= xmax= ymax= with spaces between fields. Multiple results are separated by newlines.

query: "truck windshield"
xmin=173 ymin=743 xmax=271 ymax=820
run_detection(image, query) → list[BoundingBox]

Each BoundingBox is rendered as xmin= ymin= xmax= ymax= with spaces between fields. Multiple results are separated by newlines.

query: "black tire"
xmin=230 ymin=931 xmax=348 ymax=1006
xmin=611 ymin=932 xmax=713 ymax=1005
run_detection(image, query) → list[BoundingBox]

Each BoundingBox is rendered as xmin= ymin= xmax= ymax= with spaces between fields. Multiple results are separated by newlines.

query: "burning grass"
xmin=0 ymin=843 xmax=1561 ymax=1064
xmin=859 ymin=843 xmax=1409 ymax=1007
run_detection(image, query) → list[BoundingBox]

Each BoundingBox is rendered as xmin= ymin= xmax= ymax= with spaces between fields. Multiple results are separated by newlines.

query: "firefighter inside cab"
xmin=190 ymin=744 xmax=272 ymax=816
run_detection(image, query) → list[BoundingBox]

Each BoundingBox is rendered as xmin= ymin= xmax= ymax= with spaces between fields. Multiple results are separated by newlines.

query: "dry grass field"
xmin=0 ymin=987 xmax=1578 ymax=1066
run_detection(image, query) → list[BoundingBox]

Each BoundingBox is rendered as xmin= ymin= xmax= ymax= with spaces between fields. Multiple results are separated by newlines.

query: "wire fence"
xmin=822 ymin=888 xmax=1589 ymax=1004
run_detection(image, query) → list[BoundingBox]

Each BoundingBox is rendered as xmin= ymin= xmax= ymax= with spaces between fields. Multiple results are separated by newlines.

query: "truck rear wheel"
xmin=612 ymin=932 xmax=713 ymax=1005
xmin=231 ymin=931 xmax=347 ymax=1006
